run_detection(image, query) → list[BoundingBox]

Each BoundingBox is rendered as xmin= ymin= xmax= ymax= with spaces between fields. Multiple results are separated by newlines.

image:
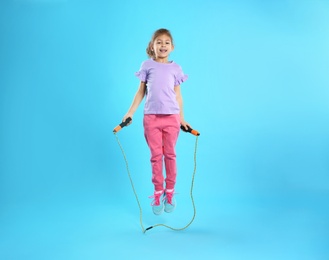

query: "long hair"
xmin=146 ymin=28 xmax=174 ymax=58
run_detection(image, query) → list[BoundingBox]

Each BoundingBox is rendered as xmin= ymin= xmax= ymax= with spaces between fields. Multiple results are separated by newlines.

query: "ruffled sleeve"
xmin=174 ymin=74 xmax=188 ymax=85
xmin=174 ymin=66 xmax=188 ymax=86
xmin=135 ymin=70 xmax=147 ymax=82
xmin=135 ymin=61 xmax=148 ymax=82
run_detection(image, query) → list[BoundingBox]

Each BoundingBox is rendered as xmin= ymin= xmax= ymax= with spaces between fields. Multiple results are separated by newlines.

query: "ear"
xmin=171 ymin=44 xmax=175 ymax=51
xmin=148 ymin=41 xmax=153 ymax=50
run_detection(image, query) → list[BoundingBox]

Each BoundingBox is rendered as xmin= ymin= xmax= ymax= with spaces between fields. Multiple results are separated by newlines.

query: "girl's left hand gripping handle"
xmin=113 ymin=117 xmax=132 ymax=133
xmin=180 ymin=125 xmax=200 ymax=136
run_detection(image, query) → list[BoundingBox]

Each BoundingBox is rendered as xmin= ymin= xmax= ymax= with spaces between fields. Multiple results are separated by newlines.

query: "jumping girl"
xmin=122 ymin=28 xmax=190 ymax=215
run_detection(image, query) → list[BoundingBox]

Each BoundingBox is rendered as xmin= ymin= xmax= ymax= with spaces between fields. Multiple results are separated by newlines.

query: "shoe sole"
xmin=152 ymin=205 xmax=164 ymax=215
xmin=164 ymin=200 xmax=176 ymax=213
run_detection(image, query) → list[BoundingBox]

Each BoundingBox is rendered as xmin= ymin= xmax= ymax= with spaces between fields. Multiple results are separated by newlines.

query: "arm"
xmin=175 ymin=85 xmax=190 ymax=130
xmin=123 ymin=81 xmax=146 ymax=124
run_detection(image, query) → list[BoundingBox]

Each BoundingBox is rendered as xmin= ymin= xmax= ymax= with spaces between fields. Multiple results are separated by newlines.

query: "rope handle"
xmin=113 ymin=117 xmax=132 ymax=133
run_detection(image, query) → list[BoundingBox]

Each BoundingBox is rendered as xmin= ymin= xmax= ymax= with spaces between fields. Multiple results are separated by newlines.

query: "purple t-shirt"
xmin=135 ymin=59 xmax=188 ymax=114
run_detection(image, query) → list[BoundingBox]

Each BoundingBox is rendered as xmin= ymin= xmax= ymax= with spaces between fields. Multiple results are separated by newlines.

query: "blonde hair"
xmin=146 ymin=28 xmax=174 ymax=58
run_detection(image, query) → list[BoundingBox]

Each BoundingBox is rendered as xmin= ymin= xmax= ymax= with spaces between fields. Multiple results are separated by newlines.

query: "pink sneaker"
xmin=149 ymin=190 xmax=164 ymax=215
xmin=164 ymin=189 xmax=176 ymax=213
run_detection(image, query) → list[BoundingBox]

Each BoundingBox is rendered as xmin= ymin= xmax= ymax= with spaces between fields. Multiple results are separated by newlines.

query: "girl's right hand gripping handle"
xmin=113 ymin=117 xmax=132 ymax=133
xmin=180 ymin=125 xmax=200 ymax=136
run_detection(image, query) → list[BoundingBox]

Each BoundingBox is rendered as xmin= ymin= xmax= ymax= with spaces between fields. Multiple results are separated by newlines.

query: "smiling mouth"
xmin=160 ymin=49 xmax=167 ymax=53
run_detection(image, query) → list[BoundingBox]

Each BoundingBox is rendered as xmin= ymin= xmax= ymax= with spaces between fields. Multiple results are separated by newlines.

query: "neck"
xmin=154 ymin=57 xmax=169 ymax=63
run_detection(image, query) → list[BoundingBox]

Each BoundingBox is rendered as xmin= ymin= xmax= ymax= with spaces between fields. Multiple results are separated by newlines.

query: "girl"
xmin=122 ymin=28 xmax=190 ymax=215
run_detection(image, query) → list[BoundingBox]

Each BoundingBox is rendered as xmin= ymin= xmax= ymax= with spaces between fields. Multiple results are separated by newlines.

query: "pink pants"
xmin=143 ymin=114 xmax=180 ymax=191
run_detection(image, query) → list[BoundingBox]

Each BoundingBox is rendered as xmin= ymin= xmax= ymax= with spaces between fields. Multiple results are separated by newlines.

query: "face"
xmin=152 ymin=34 xmax=174 ymax=61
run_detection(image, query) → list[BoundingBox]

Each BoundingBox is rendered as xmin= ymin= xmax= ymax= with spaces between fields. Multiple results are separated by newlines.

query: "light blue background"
xmin=1 ymin=0 xmax=329 ymax=259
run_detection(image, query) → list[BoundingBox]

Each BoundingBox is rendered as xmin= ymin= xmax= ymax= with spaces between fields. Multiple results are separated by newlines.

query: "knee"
xmin=163 ymin=149 xmax=176 ymax=160
xmin=150 ymin=151 xmax=163 ymax=162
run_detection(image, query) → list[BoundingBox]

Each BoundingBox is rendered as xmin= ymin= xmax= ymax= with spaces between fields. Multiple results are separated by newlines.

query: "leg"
xmin=144 ymin=115 xmax=164 ymax=192
xmin=162 ymin=114 xmax=180 ymax=190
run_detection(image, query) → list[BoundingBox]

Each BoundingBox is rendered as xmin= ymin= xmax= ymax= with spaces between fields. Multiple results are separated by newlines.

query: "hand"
xmin=180 ymin=120 xmax=191 ymax=131
xmin=122 ymin=114 xmax=133 ymax=126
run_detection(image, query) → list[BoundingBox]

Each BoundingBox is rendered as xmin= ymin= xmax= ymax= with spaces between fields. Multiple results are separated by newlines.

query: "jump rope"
xmin=113 ymin=117 xmax=200 ymax=233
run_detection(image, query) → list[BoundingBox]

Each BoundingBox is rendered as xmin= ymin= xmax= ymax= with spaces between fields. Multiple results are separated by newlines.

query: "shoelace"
xmin=164 ymin=192 xmax=174 ymax=205
xmin=149 ymin=192 xmax=163 ymax=206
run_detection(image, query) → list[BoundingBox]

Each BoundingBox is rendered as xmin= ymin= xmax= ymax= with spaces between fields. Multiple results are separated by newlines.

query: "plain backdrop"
xmin=1 ymin=0 xmax=328 ymax=259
